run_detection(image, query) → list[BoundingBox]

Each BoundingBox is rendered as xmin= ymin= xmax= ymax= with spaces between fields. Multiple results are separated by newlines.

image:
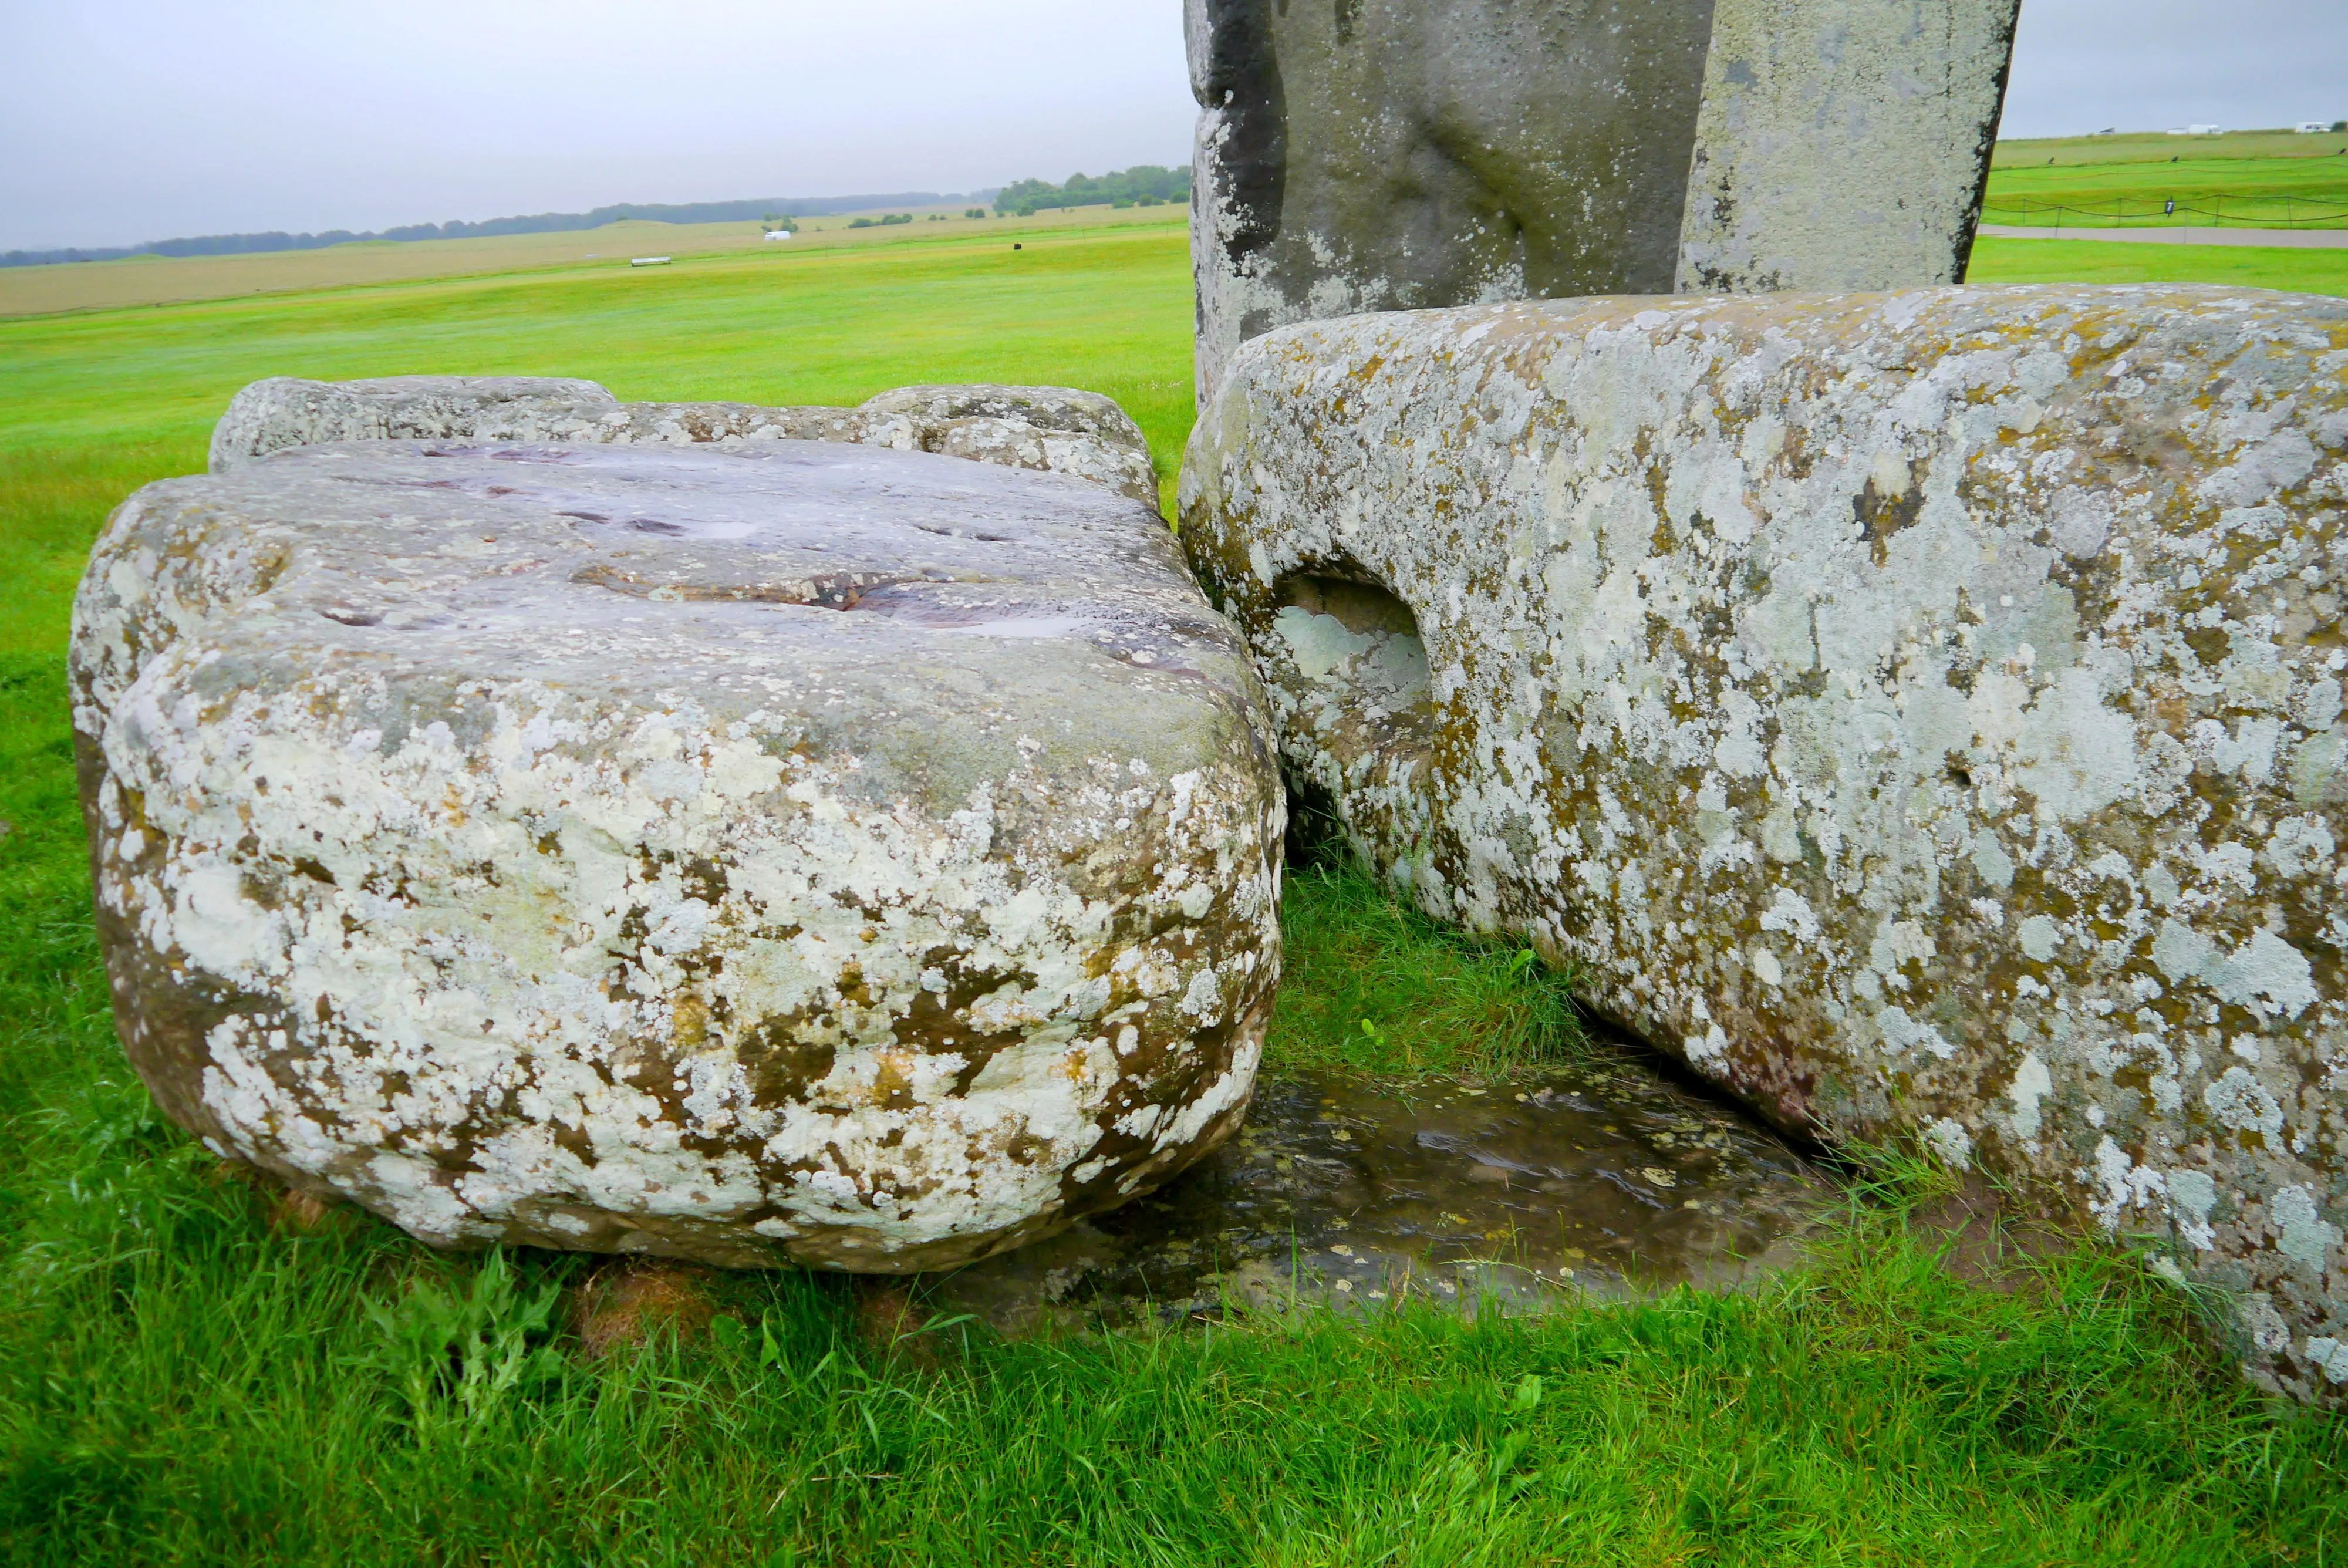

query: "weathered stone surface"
xmin=207 ymin=376 xmax=628 ymax=468
xmin=855 ymin=385 xmax=1161 ymax=503
xmin=73 ymin=438 xmax=1282 ymax=1271
xmin=1673 ymin=2 xmax=2021 ymax=295
xmin=1188 ymin=0 xmax=2023 ymax=398
xmin=901 ymin=1060 xmax=1827 ymax=1337
xmin=210 ymin=376 xmax=1161 ymax=503
xmin=1182 ymin=284 xmax=2348 ymax=1398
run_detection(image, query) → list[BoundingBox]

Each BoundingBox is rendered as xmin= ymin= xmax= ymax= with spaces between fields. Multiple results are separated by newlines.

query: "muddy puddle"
xmin=906 ymin=1057 xmax=1834 ymax=1336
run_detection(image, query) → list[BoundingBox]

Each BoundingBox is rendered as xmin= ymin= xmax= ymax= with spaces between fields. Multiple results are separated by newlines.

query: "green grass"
xmin=1 ymin=221 xmax=2343 ymax=1563
xmin=1968 ymin=235 xmax=2348 ymax=296
xmin=1268 ymin=857 xmax=1585 ymax=1078
xmin=1993 ymin=130 xmax=2348 ymax=168
xmin=1986 ymin=130 xmax=2348 ymax=228
xmin=0 ymin=219 xmax=1193 ymax=657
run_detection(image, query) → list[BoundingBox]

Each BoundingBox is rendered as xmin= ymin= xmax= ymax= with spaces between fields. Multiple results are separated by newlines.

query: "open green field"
xmin=0 ymin=221 xmax=1197 ymax=660
xmin=1968 ymin=234 xmax=2348 ymax=293
xmin=2 ymin=222 xmax=2343 ymax=1562
xmin=0 ymin=205 xmax=1185 ymax=320
xmin=1986 ymin=129 xmax=2348 ymax=228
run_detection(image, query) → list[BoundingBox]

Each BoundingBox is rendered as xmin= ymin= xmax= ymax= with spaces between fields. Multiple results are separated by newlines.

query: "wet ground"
xmin=906 ymin=1056 xmax=1834 ymax=1336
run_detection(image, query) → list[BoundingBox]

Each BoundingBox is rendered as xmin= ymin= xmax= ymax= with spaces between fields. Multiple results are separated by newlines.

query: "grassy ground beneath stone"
xmin=1269 ymin=857 xmax=1587 ymax=1079
xmin=1 ymin=225 xmax=2342 ymax=1563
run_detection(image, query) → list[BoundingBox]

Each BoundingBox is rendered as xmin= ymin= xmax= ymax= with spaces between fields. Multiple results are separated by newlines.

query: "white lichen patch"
xmin=1183 ymin=284 xmax=2348 ymax=1401
xmin=73 ymin=437 xmax=1282 ymax=1273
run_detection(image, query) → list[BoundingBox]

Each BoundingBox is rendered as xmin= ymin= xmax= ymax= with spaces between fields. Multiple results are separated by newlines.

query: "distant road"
xmin=1979 ymin=225 xmax=2348 ymax=250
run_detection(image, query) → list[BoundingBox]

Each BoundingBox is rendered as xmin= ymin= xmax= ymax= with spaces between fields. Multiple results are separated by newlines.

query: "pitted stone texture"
xmin=206 ymin=376 xmax=630 ymax=470
xmin=209 ymin=376 xmax=1161 ymax=504
xmin=73 ymin=439 xmax=1283 ymax=1272
xmin=853 ymin=385 xmax=1159 ymax=503
xmin=1182 ymin=284 xmax=2348 ymax=1400
xmin=1188 ymin=0 xmax=2021 ymax=399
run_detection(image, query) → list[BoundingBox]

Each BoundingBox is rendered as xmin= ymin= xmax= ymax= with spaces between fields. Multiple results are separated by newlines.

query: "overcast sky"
xmin=1 ymin=1 xmax=2342 ymax=253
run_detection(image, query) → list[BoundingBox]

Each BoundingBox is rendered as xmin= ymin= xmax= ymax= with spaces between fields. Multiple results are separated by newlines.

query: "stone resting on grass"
xmin=70 ymin=436 xmax=1283 ymax=1270
xmin=1183 ymin=284 xmax=2348 ymax=1400
xmin=209 ymin=374 xmax=1163 ymax=504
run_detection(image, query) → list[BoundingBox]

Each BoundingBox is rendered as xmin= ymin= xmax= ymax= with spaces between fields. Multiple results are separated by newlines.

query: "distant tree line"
xmin=994 ymin=166 xmax=1189 ymax=217
xmin=4 ymin=190 xmax=1003 ymax=269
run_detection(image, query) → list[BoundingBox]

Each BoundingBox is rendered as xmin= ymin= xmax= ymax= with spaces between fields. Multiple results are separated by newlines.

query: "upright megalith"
xmin=73 ymin=437 xmax=1283 ymax=1271
xmin=1674 ymin=0 xmax=2023 ymax=295
xmin=1188 ymin=0 xmax=2023 ymax=397
xmin=1182 ymin=284 xmax=2348 ymax=1400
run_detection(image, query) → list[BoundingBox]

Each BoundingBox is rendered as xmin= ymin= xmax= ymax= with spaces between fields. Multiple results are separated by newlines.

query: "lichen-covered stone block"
xmin=1183 ymin=284 xmax=2348 ymax=1398
xmin=1189 ymin=0 xmax=2022 ymax=397
xmin=74 ymin=439 xmax=1282 ymax=1271
xmin=210 ymin=375 xmax=1162 ymax=503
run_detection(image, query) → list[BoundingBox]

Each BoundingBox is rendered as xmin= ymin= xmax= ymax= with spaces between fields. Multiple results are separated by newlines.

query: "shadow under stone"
xmin=904 ymin=1057 xmax=1834 ymax=1337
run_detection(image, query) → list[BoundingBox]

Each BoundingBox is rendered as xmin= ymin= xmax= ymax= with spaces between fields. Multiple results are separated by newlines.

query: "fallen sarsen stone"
xmin=73 ymin=437 xmax=1283 ymax=1271
xmin=1183 ymin=282 xmax=2348 ymax=1400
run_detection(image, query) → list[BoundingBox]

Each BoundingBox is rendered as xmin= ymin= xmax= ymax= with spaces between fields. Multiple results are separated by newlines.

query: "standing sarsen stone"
xmin=1189 ymin=0 xmax=2023 ymax=398
xmin=1183 ymin=284 xmax=2348 ymax=1400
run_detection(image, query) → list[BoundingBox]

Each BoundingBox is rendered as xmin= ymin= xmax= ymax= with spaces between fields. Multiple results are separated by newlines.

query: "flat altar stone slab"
xmin=72 ymin=439 xmax=1283 ymax=1272
xmin=210 ymin=376 xmax=1161 ymax=504
xmin=903 ymin=1060 xmax=1827 ymax=1336
xmin=1183 ymin=284 xmax=2348 ymax=1401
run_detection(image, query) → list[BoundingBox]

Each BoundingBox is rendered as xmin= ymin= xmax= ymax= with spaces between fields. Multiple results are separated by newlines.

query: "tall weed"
xmin=360 ymin=1250 xmax=568 ymax=1442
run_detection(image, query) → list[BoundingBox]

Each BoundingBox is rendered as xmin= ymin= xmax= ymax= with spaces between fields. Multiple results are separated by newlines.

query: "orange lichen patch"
xmin=568 ymin=1260 xmax=721 ymax=1358
xmin=267 ymin=1186 xmax=361 ymax=1237
xmin=215 ymin=1160 xmax=364 ymax=1237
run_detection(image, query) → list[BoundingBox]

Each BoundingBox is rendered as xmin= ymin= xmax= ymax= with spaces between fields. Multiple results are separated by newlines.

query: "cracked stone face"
xmin=1182 ymin=283 xmax=2348 ymax=1401
xmin=1187 ymin=0 xmax=2023 ymax=399
xmin=72 ymin=438 xmax=1283 ymax=1272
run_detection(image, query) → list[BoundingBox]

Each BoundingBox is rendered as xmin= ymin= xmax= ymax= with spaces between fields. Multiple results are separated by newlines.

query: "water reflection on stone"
xmin=912 ymin=1059 xmax=1833 ymax=1336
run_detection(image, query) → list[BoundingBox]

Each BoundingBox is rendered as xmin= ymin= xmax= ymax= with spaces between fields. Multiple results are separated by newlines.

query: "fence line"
xmin=1980 ymin=195 xmax=2348 ymax=230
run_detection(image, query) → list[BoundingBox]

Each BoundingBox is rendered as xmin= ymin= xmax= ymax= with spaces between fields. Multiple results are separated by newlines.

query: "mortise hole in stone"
xmin=1269 ymin=573 xmax=1432 ymax=707
xmin=1278 ymin=572 xmax=1419 ymax=638
xmin=1264 ymin=571 xmax=1439 ymax=838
